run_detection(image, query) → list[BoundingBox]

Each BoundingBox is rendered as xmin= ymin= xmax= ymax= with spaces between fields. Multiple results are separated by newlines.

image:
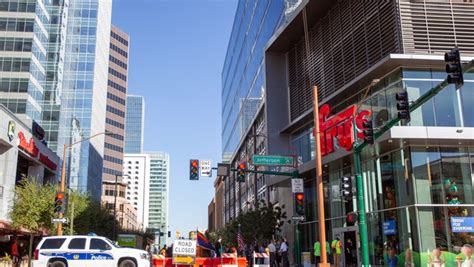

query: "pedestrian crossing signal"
xmin=190 ymin=159 xmax=199 ymax=180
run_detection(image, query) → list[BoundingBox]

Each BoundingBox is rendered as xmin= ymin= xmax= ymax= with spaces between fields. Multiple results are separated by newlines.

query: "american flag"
xmin=237 ymin=229 xmax=244 ymax=250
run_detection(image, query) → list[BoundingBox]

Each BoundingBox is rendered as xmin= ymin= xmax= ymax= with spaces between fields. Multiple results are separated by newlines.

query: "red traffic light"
xmin=295 ymin=193 xmax=304 ymax=201
xmin=191 ymin=160 xmax=198 ymax=167
xmin=238 ymin=163 xmax=246 ymax=169
xmin=56 ymin=192 xmax=64 ymax=200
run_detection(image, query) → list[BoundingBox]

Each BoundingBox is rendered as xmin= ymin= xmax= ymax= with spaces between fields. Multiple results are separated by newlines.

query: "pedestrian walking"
xmin=268 ymin=240 xmax=277 ymax=267
xmin=314 ymin=240 xmax=321 ymax=264
xmin=11 ymin=238 xmax=19 ymax=267
xmin=331 ymin=237 xmax=342 ymax=267
xmin=459 ymin=244 xmax=473 ymax=267
xmin=345 ymin=238 xmax=356 ymax=266
xmin=275 ymin=240 xmax=282 ymax=267
xmin=279 ymin=238 xmax=289 ymax=267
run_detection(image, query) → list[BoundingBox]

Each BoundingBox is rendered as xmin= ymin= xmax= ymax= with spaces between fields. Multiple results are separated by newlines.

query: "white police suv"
xmin=33 ymin=235 xmax=150 ymax=267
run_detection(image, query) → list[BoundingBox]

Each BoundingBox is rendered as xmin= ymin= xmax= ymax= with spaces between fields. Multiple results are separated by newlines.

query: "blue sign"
xmin=383 ymin=220 xmax=397 ymax=235
xmin=451 ymin=217 xmax=474 ymax=233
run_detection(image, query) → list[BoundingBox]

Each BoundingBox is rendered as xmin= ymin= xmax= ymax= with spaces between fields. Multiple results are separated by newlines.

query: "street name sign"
xmin=200 ymin=160 xmax=212 ymax=177
xmin=292 ymin=178 xmax=304 ymax=193
xmin=51 ymin=218 xmax=67 ymax=224
xmin=252 ymin=155 xmax=295 ymax=166
xmin=173 ymin=239 xmax=196 ymax=265
xmin=292 ymin=215 xmax=305 ymax=222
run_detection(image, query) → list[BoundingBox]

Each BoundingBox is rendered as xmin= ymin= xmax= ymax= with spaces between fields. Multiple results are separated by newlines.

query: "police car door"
xmin=65 ymin=237 xmax=88 ymax=267
xmin=87 ymin=238 xmax=115 ymax=267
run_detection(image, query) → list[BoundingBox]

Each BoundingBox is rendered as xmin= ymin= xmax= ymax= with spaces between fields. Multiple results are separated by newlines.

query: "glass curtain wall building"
xmin=57 ymin=0 xmax=112 ymax=200
xmin=40 ymin=0 xmax=69 ymax=152
xmin=147 ymin=152 xmax=170 ymax=247
xmin=263 ymin=0 xmax=474 ymax=266
xmin=124 ymin=95 xmax=145 ymax=153
xmin=221 ymin=0 xmax=287 ymax=162
xmin=0 ymin=0 xmax=50 ymax=122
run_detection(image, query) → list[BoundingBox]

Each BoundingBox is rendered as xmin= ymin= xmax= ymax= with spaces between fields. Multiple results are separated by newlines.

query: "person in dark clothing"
xmin=245 ymin=244 xmax=253 ymax=267
xmin=345 ymin=238 xmax=356 ymax=266
xmin=214 ymin=240 xmax=222 ymax=257
xmin=166 ymin=245 xmax=173 ymax=257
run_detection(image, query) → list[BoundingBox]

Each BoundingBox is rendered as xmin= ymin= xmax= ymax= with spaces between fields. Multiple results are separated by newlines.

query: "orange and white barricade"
xmin=253 ymin=252 xmax=269 ymax=267
xmin=221 ymin=253 xmax=238 ymax=267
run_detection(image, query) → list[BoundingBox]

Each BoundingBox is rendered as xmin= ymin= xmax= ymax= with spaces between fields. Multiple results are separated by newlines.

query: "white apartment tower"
xmin=123 ymin=152 xmax=169 ymax=238
xmin=123 ymin=154 xmax=150 ymax=229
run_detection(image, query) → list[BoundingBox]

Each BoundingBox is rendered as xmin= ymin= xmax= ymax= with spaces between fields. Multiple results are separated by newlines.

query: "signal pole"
xmin=312 ymin=86 xmax=330 ymax=267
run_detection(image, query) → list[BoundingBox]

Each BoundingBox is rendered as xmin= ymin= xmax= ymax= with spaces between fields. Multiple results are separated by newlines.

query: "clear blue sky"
xmin=112 ymin=0 xmax=238 ymax=241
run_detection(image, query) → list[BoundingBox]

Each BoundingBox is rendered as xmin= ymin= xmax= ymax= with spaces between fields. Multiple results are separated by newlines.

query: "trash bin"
xmin=301 ymin=252 xmax=311 ymax=267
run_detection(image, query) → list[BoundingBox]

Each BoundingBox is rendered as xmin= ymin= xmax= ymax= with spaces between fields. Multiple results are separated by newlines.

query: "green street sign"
xmin=252 ymin=155 xmax=295 ymax=166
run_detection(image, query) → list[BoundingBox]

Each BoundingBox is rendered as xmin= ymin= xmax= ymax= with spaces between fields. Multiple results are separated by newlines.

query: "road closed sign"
xmin=173 ymin=239 xmax=196 ymax=256
xmin=173 ymin=239 xmax=196 ymax=265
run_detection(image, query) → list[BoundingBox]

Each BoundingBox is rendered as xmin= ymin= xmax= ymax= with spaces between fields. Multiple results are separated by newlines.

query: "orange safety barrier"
xmin=153 ymin=257 xmax=248 ymax=267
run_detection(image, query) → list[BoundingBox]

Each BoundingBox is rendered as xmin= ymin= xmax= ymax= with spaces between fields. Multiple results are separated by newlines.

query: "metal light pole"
xmin=312 ymin=86 xmax=330 ymax=267
xmin=113 ymin=173 xmax=120 ymax=240
xmin=57 ymin=131 xmax=114 ymax=236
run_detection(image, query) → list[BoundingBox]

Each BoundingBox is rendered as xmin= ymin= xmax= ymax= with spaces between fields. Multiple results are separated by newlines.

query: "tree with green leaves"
xmin=214 ymin=200 xmax=287 ymax=248
xmin=10 ymin=178 xmax=57 ymax=266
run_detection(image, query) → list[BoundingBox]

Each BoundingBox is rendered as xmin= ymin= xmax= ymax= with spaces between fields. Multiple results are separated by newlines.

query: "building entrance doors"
xmin=332 ymin=226 xmax=360 ymax=267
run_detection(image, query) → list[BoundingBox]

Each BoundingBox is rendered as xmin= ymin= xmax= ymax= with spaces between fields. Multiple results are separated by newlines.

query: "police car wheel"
xmin=49 ymin=260 xmax=67 ymax=267
xmin=118 ymin=259 xmax=136 ymax=267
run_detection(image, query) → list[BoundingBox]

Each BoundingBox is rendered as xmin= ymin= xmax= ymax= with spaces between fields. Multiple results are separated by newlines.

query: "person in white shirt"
xmin=268 ymin=240 xmax=277 ymax=267
xmin=279 ymin=238 xmax=289 ymax=267
xmin=460 ymin=244 xmax=473 ymax=267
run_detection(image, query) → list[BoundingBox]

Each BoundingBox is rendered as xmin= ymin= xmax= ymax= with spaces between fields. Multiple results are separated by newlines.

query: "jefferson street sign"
xmin=252 ymin=155 xmax=295 ymax=166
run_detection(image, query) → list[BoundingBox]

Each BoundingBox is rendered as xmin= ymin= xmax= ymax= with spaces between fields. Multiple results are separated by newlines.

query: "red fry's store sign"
xmin=317 ymin=104 xmax=372 ymax=156
xmin=18 ymin=131 xmax=57 ymax=170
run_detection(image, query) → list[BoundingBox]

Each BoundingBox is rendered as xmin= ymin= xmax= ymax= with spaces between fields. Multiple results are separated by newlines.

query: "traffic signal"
xmin=54 ymin=192 xmax=66 ymax=214
xmin=190 ymin=159 xmax=199 ymax=180
xmin=445 ymin=47 xmax=464 ymax=88
xmin=396 ymin=91 xmax=411 ymax=122
xmin=237 ymin=162 xmax=246 ymax=182
xmin=346 ymin=212 xmax=358 ymax=224
xmin=294 ymin=192 xmax=305 ymax=216
xmin=340 ymin=176 xmax=353 ymax=201
xmin=362 ymin=120 xmax=374 ymax=144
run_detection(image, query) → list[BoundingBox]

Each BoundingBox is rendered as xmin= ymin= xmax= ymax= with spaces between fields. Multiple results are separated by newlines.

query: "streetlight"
xmin=57 ymin=131 xmax=116 ymax=236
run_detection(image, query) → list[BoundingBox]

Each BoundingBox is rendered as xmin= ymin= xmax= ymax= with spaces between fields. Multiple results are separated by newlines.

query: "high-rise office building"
xmin=55 ymin=0 xmax=113 ymax=200
xmin=102 ymin=26 xmax=129 ymax=181
xmin=220 ymin=0 xmax=287 ymax=222
xmin=0 ymin=0 xmax=50 ymax=122
xmin=2 ymin=0 xmax=117 ymax=201
xmin=147 ymin=152 xmax=169 ymax=247
xmin=124 ymin=95 xmax=145 ymax=153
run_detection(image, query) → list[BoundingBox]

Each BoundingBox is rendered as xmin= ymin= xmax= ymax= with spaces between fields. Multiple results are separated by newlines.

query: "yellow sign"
xmin=172 ymin=255 xmax=195 ymax=265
